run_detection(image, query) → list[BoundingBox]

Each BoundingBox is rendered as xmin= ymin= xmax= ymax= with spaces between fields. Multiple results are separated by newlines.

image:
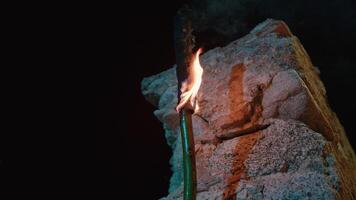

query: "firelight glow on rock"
xmin=142 ymin=19 xmax=356 ymax=200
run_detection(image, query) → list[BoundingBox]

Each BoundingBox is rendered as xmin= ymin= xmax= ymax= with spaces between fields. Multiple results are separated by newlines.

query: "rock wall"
xmin=141 ymin=19 xmax=356 ymax=200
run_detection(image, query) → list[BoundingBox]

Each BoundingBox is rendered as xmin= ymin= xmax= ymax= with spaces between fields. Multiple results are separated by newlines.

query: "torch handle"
xmin=175 ymin=6 xmax=197 ymax=200
xmin=180 ymin=109 xmax=197 ymax=200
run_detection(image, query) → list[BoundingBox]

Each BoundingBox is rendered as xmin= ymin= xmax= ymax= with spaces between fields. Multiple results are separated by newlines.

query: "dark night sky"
xmin=95 ymin=1 xmax=356 ymax=199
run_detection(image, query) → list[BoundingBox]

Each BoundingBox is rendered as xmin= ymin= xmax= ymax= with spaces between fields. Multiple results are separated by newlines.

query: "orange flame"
xmin=176 ymin=48 xmax=203 ymax=113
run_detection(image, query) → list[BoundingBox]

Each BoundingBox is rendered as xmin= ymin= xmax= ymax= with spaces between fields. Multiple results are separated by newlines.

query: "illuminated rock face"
xmin=141 ymin=19 xmax=356 ymax=200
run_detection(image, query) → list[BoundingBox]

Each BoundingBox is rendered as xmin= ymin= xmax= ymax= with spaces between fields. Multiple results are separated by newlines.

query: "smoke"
xmin=187 ymin=0 xmax=356 ymax=146
xmin=189 ymin=0 xmax=356 ymax=66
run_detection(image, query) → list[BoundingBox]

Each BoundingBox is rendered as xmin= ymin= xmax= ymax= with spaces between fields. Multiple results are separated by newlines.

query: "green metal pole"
xmin=180 ymin=109 xmax=197 ymax=200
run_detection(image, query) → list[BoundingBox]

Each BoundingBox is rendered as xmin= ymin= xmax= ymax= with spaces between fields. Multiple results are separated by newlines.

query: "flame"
xmin=176 ymin=48 xmax=203 ymax=113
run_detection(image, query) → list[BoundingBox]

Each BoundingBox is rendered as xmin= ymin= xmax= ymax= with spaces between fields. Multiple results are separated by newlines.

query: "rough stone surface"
xmin=141 ymin=19 xmax=356 ymax=200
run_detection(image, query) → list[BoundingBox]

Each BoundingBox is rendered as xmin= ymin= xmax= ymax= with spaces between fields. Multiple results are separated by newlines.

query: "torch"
xmin=174 ymin=8 xmax=203 ymax=200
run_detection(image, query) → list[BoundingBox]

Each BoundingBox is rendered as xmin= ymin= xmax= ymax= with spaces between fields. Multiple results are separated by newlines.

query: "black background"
xmin=94 ymin=1 xmax=356 ymax=199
